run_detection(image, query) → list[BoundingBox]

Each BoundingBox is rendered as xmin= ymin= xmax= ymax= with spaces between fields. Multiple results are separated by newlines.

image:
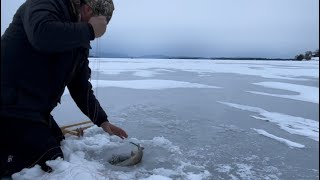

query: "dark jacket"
xmin=1 ymin=0 xmax=108 ymax=126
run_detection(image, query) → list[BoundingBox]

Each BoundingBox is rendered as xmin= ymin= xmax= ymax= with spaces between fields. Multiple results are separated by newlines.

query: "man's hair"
xmin=82 ymin=0 xmax=114 ymax=22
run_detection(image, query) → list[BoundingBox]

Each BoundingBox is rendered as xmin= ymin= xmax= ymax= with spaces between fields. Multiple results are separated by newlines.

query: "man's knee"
xmin=1 ymin=139 xmax=64 ymax=176
xmin=0 ymin=120 xmax=64 ymax=176
xmin=34 ymin=144 xmax=64 ymax=172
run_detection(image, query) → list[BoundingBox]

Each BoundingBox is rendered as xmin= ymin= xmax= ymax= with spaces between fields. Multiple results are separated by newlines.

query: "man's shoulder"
xmin=27 ymin=0 xmax=72 ymax=20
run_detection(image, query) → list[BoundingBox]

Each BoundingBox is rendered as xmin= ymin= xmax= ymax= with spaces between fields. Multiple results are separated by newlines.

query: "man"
xmin=0 ymin=0 xmax=128 ymax=176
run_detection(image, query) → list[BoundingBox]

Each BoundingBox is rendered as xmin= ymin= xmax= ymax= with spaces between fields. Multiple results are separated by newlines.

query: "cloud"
xmin=2 ymin=0 xmax=319 ymax=58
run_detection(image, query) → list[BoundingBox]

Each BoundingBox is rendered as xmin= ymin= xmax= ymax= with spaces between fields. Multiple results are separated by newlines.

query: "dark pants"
xmin=0 ymin=116 xmax=65 ymax=176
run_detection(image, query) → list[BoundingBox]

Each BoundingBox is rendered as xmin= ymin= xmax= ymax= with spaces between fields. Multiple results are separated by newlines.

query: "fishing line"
xmin=86 ymin=38 xmax=100 ymax=124
xmin=95 ymin=38 xmax=100 ymax=96
xmin=93 ymin=38 xmax=102 ymax=122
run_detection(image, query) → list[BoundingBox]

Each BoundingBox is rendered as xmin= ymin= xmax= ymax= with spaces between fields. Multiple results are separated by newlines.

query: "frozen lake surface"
xmin=14 ymin=59 xmax=319 ymax=180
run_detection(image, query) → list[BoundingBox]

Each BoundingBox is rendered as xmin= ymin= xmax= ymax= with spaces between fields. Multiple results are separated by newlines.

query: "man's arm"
xmin=67 ymin=58 xmax=108 ymax=127
xmin=23 ymin=0 xmax=94 ymax=53
xmin=67 ymin=57 xmax=128 ymax=139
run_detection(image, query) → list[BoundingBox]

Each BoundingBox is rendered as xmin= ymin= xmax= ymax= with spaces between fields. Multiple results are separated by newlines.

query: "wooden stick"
xmin=62 ymin=124 xmax=94 ymax=137
xmin=62 ymin=129 xmax=79 ymax=136
xmin=60 ymin=121 xmax=92 ymax=130
xmin=78 ymin=125 xmax=93 ymax=131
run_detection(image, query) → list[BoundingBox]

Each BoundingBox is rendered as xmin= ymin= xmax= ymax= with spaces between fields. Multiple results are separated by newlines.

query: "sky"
xmin=1 ymin=0 xmax=319 ymax=58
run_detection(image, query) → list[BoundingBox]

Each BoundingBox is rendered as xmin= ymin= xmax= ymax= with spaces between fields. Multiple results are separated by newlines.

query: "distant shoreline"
xmin=88 ymin=55 xmax=295 ymax=61
xmin=89 ymin=53 xmax=319 ymax=61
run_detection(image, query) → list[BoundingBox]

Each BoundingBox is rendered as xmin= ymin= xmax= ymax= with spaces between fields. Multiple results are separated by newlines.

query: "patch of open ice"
xmin=90 ymin=79 xmax=220 ymax=90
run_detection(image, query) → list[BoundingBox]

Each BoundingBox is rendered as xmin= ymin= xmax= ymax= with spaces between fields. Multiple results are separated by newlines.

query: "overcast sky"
xmin=1 ymin=0 xmax=319 ymax=58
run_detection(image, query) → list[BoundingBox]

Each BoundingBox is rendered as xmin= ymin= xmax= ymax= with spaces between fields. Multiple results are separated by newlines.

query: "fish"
xmin=108 ymin=142 xmax=144 ymax=166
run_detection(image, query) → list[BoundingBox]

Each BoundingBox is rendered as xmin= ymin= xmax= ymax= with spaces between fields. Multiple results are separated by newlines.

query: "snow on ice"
xmin=10 ymin=59 xmax=319 ymax=179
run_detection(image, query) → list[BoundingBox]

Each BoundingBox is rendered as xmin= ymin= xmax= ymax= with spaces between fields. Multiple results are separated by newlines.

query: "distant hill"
xmin=209 ymin=57 xmax=294 ymax=61
xmin=135 ymin=54 xmax=172 ymax=59
xmin=135 ymin=55 xmax=294 ymax=61
xmin=89 ymin=52 xmax=130 ymax=58
xmin=89 ymin=52 xmax=294 ymax=61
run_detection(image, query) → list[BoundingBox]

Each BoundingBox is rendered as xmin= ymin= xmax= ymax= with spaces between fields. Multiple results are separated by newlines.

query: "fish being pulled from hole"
xmin=108 ymin=142 xmax=144 ymax=166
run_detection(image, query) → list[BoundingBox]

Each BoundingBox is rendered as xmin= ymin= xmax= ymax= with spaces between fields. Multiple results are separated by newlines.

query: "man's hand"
xmin=101 ymin=122 xmax=128 ymax=139
xmin=88 ymin=16 xmax=107 ymax=38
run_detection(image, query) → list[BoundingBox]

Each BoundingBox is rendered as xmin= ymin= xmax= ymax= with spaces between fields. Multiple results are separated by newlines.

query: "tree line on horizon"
xmin=294 ymin=49 xmax=319 ymax=61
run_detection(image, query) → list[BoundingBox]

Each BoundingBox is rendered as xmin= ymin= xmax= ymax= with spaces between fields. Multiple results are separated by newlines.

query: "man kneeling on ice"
xmin=0 ymin=0 xmax=128 ymax=176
